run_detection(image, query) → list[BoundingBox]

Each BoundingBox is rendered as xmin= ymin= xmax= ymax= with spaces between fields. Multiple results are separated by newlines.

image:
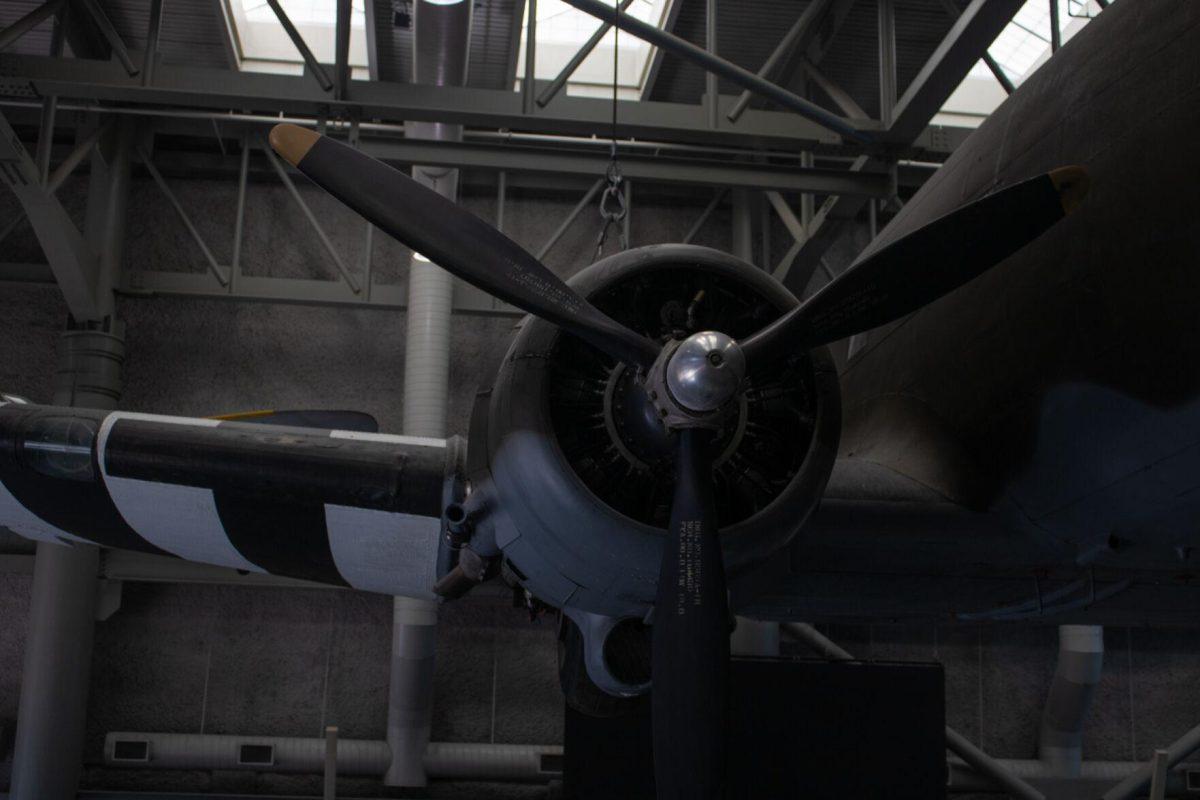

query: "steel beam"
xmin=77 ymin=0 xmax=138 ymax=76
xmin=777 ymin=154 xmax=870 ymax=289
xmin=705 ymin=0 xmax=718 ymax=129
xmin=137 ymin=146 xmax=230 ymax=286
xmin=33 ymin=6 xmax=65 ymax=186
xmin=936 ymin=0 xmax=1014 ymax=95
xmin=335 ymin=0 xmax=352 ymax=99
xmin=766 ymin=191 xmax=805 ymax=244
xmin=34 ymin=95 xmax=56 ymax=186
xmin=536 ymin=177 xmax=604 ymax=260
xmin=0 ymin=0 xmax=62 ymax=52
xmin=1049 ymin=0 xmax=1061 ymax=52
xmin=878 ymin=0 xmax=897 ymax=127
xmin=887 ymin=0 xmax=1024 ymax=142
xmin=84 ymin=117 xmax=133 ymax=309
xmin=560 ymin=0 xmax=870 ymax=143
xmin=802 ymin=57 xmax=869 ymax=121
xmin=522 ymin=0 xmax=536 ymax=114
xmin=782 ymin=0 xmax=1022 ymax=293
xmin=1 ymin=52 xmax=848 ymax=149
xmin=726 ymin=0 xmax=836 ymax=123
xmin=536 ymin=0 xmax=636 ymax=108
xmin=360 ymin=137 xmax=890 ymax=195
xmin=363 ymin=0 xmax=380 ymax=80
xmin=260 ymin=139 xmax=361 ymax=293
xmin=1102 ymin=723 xmax=1200 ymax=800
xmin=141 ymin=0 xmax=164 ymax=85
xmin=0 ymin=119 xmax=115 ymax=247
xmin=682 ymin=189 xmax=725 ymax=244
xmin=265 ymin=0 xmax=333 ymax=92
xmin=496 ymin=170 xmax=506 ymax=232
xmin=767 ymin=0 xmax=858 ymax=117
xmin=76 ymin=114 xmax=888 ymax=193
xmin=121 ymin=269 xmax=516 ymax=315
xmin=0 ymin=110 xmax=101 ymax=320
xmin=638 ymin=0 xmax=682 ymax=101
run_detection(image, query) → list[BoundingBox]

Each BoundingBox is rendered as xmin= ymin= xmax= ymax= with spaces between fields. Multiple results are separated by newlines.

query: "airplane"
xmin=2 ymin=0 xmax=1195 ymax=797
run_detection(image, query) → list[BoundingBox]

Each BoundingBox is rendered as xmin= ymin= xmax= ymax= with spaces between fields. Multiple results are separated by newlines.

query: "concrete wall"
xmin=2 ymin=169 xmax=1199 ymax=798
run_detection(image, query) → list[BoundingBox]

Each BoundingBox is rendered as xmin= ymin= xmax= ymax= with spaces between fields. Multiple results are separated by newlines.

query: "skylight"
xmin=225 ymin=0 xmax=370 ymax=78
xmin=514 ymin=0 xmax=674 ymax=100
xmin=935 ymin=0 xmax=1110 ymax=128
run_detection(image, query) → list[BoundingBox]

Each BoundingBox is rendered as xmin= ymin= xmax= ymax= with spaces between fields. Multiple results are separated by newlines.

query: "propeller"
xmin=739 ymin=166 xmax=1090 ymax=367
xmin=268 ymin=125 xmax=659 ymax=372
xmin=652 ymin=428 xmax=728 ymax=798
xmin=268 ymin=122 xmax=1089 ymax=800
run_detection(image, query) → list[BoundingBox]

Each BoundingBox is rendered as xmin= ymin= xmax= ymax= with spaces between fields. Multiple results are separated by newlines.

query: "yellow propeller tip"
xmin=1049 ymin=165 xmax=1090 ymax=215
xmin=269 ymin=124 xmax=319 ymax=167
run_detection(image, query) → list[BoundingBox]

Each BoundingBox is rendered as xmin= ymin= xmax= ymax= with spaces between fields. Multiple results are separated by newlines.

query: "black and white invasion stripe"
xmin=0 ymin=405 xmax=451 ymax=599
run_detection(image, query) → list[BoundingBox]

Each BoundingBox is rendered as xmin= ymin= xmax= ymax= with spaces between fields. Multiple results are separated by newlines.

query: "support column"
xmin=731 ymin=188 xmax=754 ymax=264
xmin=385 ymin=0 xmax=473 ymax=787
xmin=11 ymin=323 xmax=125 ymax=800
xmin=877 ymin=0 xmax=897 ymax=128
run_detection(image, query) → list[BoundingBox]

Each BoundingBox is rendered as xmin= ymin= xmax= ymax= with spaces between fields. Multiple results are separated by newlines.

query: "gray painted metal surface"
xmin=781 ymin=0 xmax=1023 ymax=294
xmin=0 ymin=53 xmax=849 ymax=149
xmin=562 ymin=0 xmax=869 ymax=143
xmin=0 ymin=111 xmax=101 ymax=321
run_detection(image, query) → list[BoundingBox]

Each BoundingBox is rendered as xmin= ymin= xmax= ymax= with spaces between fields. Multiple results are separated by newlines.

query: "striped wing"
xmin=0 ymin=400 xmax=459 ymax=599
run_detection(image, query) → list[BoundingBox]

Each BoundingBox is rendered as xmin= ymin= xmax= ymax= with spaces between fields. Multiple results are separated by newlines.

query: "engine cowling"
xmin=464 ymin=244 xmax=841 ymax=623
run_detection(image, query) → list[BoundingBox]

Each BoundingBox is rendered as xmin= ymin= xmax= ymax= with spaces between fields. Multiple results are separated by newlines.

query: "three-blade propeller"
xmin=269 ymin=123 xmax=1087 ymax=800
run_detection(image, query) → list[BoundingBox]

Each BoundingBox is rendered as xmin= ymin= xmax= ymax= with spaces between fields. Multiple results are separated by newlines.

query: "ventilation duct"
xmin=104 ymin=733 xmax=561 ymax=783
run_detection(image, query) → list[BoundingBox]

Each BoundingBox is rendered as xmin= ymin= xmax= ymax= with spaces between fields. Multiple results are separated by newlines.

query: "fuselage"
xmin=840 ymin=0 xmax=1200 ymax=565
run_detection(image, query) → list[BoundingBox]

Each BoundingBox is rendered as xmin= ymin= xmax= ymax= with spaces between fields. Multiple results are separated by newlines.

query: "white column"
xmin=11 ymin=325 xmax=125 ymax=800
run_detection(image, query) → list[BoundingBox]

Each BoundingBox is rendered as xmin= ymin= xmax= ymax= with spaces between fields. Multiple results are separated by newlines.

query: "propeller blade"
xmin=209 ymin=409 xmax=379 ymax=432
xmin=740 ymin=166 xmax=1090 ymax=365
xmin=651 ymin=428 xmax=728 ymax=800
xmin=268 ymin=124 xmax=660 ymax=371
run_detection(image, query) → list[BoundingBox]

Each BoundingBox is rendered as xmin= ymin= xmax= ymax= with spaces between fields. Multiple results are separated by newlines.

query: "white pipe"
xmin=424 ymin=742 xmax=562 ymax=782
xmin=385 ymin=595 xmax=439 ymax=786
xmin=731 ymin=617 xmax=780 ymax=657
xmin=103 ymin=733 xmax=561 ymax=783
xmin=780 ymin=621 xmax=853 ymax=660
xmin=1039 ymin=625 xmax=1104 ymax=776
xmin=949 ymin=758 xmax=1200 ymax=796
xmin=388 ymin=5 xmax=473 ymax=783
xmin=401 ymin=253 xmax=455 ymax=437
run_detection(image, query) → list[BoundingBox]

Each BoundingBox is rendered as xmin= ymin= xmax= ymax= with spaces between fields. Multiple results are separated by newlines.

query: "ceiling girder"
xmin=0 ymin=53 xmax=851 ymax=150
xmin=781 ymin=0 xmax=1026 ymax=296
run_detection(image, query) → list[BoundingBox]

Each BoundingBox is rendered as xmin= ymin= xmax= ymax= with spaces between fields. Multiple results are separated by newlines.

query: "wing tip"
xmin=269 ymin=124 xmax=319 ymax=167
xmin=1049 ymin=165 xmax=1090 ymax=215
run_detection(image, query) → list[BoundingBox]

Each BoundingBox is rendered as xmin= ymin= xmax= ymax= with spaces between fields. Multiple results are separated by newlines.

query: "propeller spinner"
xmin=269 ymin=122 xmax=1088 ymax=800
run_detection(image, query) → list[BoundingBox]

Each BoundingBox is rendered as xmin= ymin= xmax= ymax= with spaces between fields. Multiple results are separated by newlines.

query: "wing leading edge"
xmin=0 ymin=401 xmax=462 ymax=599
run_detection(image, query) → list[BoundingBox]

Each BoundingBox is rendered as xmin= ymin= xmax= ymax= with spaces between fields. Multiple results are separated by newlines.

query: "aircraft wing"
xmin=0 ymin=399 xmax=461 ymax=599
